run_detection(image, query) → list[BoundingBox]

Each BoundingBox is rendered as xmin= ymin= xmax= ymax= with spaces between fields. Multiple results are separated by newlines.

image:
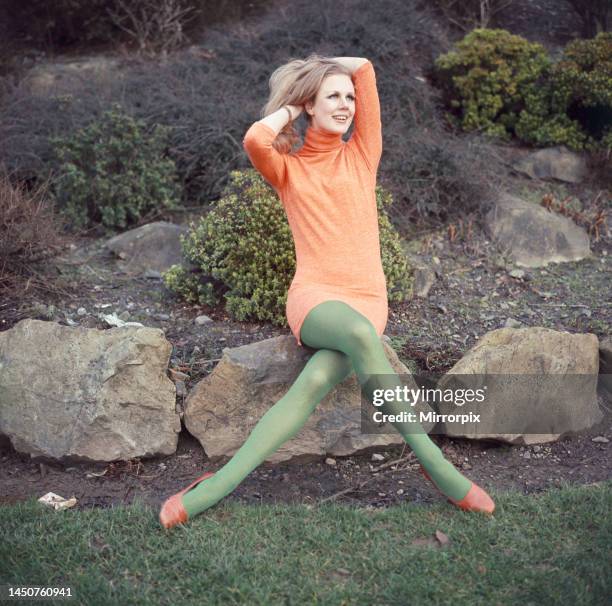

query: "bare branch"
xmin=107 ymin=0 xmax=196 ymax=56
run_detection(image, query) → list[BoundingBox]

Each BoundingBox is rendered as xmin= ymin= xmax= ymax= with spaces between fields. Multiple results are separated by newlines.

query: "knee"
xmin=346 ymin=320 xmax=379 ymax=351
xmin=306 ymin=367 xmax=334 ymax=392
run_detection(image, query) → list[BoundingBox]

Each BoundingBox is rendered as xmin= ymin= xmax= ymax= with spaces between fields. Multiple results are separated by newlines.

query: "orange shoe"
xmin=159 ymin=471 xmax=216 ymax=529
xmin=420 ymin=465 xmax=495 ymax=515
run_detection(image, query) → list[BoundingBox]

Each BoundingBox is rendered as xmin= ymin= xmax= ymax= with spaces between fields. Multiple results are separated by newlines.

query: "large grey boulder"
xmin=484 ymin=193 xmax=591 ymax=267
xmin=104 ymin=221 xmax=194 ymax=277
xmin=513 ymin=146 xmax=588 ymax=183
xmin=0 ymin=320 xmax=180 ymax=463
xmin=436 ymin=327 xmax=602 ymax=445
xmin=183 ymin=335 xmax=435 ymax=464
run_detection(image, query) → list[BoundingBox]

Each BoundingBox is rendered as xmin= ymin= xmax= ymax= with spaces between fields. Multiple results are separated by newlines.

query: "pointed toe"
xmin=159 ymin=494 xmax=188 ymax=529
xmin=453 ymin=482 xmax=495 ymax=515
xmin=420 ymin=465 xmax=495 ymax=515
xmin=159 ymin=471 xmax=216 ymax=530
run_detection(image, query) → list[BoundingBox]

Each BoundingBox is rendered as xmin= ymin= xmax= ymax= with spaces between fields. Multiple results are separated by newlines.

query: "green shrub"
xmin=433 ymin=28 xmax=551 ymax=140
xmin=51 ymin=104 xmax=181 ymax=233
xmin=163 ymin=169 xmax=413 ymax=327
xmin=516 ymin=32 xmax=612 ymax=151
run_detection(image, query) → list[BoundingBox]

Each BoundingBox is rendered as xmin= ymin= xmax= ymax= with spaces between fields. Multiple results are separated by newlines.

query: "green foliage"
xmin=516 ymin=32 xmax=612 ymax=151
xmin=376 ymin=187 xmax=414 ymax=302
xmin=163 ymin=169 xmax=413 ymax=327
xmin=51 ymin=104 xmax=181 ymax=233
xmin=433 ymin=28 xmax=550 ymax=140
xmin=434 ymin=29 xmax=612 ymax=151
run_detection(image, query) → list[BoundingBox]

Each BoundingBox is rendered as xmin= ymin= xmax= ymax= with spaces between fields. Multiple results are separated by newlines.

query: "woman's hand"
xmin=331 ymin=57 xmax=368 ymax=75
xmin=286 ymin=104 xmax=303 ymax=121
xmin=258 ymin=104 xmax=303 ymax=135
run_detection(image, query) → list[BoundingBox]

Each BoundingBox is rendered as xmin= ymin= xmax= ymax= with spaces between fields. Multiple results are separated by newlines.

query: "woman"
xmin=160 ymin=54 xmax=495 ymax=529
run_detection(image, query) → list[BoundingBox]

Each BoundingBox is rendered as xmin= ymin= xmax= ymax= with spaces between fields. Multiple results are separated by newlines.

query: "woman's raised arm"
xmin=334 ymin=57 xmax=382 ymax=175
xmin=242 ymin=105 xmax=302 ymax=191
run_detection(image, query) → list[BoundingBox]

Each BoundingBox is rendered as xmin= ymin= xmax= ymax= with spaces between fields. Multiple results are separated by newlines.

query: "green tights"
xmin=182 ymin=300 xmax=471 ymax=519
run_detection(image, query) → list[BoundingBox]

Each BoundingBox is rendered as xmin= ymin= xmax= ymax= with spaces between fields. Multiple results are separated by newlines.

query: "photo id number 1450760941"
xmin=0 ymin=585 xmax=75 ymax=601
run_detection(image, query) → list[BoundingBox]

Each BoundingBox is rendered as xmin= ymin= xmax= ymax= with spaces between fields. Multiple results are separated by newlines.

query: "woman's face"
xmin=305 ymin=73 xmax=355 ymax=134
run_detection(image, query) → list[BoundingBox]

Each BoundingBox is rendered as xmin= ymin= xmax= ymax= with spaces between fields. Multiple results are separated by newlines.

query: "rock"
xmin=509 ymin=269 xmax=525 ymax=279
xmin=105 ymin=221 xmax=195 ymax=277
xmin=512 ymin=146 xmax=588 ymax=183
xmin=412 ymin=266 xmax=436 ymax=298
xmin=503 ymin=318 xmax=523 ymax=328
xmin=195 ymin=315 xmax=213 ymax=325
xmin=183 ymin=335 xmax=434 ymax=463
xmin=144 ymin=270 xmax=163 ymax=279
xmin=484 ymin=192 xmax=591 ymax=267
xmin=592 ymin=436 xmax=609 ymax=443
xmin=100 ymin=312 xmax=143 ymax=328
xmin=436 ymin=327 xmax=601 ymax=445
xmin=0 ymin=319 xmax=180 ymax=463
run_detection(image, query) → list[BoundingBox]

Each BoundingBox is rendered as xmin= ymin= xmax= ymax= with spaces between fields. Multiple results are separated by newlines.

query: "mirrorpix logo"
xmin=369 ymin=382 xmax=487 ymax=426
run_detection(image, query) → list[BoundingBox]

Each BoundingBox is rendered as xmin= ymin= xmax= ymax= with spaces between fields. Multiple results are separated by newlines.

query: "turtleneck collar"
xmin=298 ymin=124 xmax=345 ymax=155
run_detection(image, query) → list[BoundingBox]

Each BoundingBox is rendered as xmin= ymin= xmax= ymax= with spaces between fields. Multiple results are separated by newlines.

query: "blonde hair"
xmin=261 ymin=53 xmax=352 ymax=154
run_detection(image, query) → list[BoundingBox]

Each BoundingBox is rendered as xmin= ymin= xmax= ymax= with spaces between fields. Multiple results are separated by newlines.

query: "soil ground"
xmin=0 ymin=203 xmax=610 ymax=514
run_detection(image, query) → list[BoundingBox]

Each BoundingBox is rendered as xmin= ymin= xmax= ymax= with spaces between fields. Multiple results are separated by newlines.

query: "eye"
xmin=329 ymin=94 xmax=355 ymax=100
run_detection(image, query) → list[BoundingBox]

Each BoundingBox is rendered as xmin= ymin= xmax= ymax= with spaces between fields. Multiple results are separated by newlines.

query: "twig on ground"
xmin=372 ymin=452 xmax=417 ymax=472
xmin=318 ymin=453 xmax=417 ymax=504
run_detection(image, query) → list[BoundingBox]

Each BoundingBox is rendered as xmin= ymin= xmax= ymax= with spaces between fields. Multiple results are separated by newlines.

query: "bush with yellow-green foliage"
xmin=163 ymin=169 xmax=413 ymax=327
xmin=51 ymin=104 xmax=181 ymax=233
xmin=433 ymin=28 xmax=550 ymax=141
xmin=434 ymin=29 xmax=612 ymax=152
xmin=516 ymin=32 xmax=612 ymax=151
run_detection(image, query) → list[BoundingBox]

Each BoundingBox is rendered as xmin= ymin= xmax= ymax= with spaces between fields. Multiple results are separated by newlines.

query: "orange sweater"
xmin=243 ymin=60 xmax=387 ymax=346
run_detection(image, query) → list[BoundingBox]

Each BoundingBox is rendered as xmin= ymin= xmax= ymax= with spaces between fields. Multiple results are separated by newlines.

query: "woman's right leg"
xmin=300 ymin=300 xmax=485 ymax=505
xmin=180 ymin=347 xmax=353 ymax=519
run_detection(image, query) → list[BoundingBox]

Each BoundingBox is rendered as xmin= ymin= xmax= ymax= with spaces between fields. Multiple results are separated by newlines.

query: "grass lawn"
xmin=1 ymin=480 xmax=610 ymax=605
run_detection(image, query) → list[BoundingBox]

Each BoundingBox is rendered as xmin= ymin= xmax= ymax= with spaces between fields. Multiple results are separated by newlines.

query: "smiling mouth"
xmin=332 ymin=116 xmax=349 ymax=123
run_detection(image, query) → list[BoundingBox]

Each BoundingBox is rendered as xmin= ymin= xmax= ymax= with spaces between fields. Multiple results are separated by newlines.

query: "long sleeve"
xmin=347 ymin=60 xmax=383 ymax=175
xmin=242 ymin=121 xmax=288 ymax=191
